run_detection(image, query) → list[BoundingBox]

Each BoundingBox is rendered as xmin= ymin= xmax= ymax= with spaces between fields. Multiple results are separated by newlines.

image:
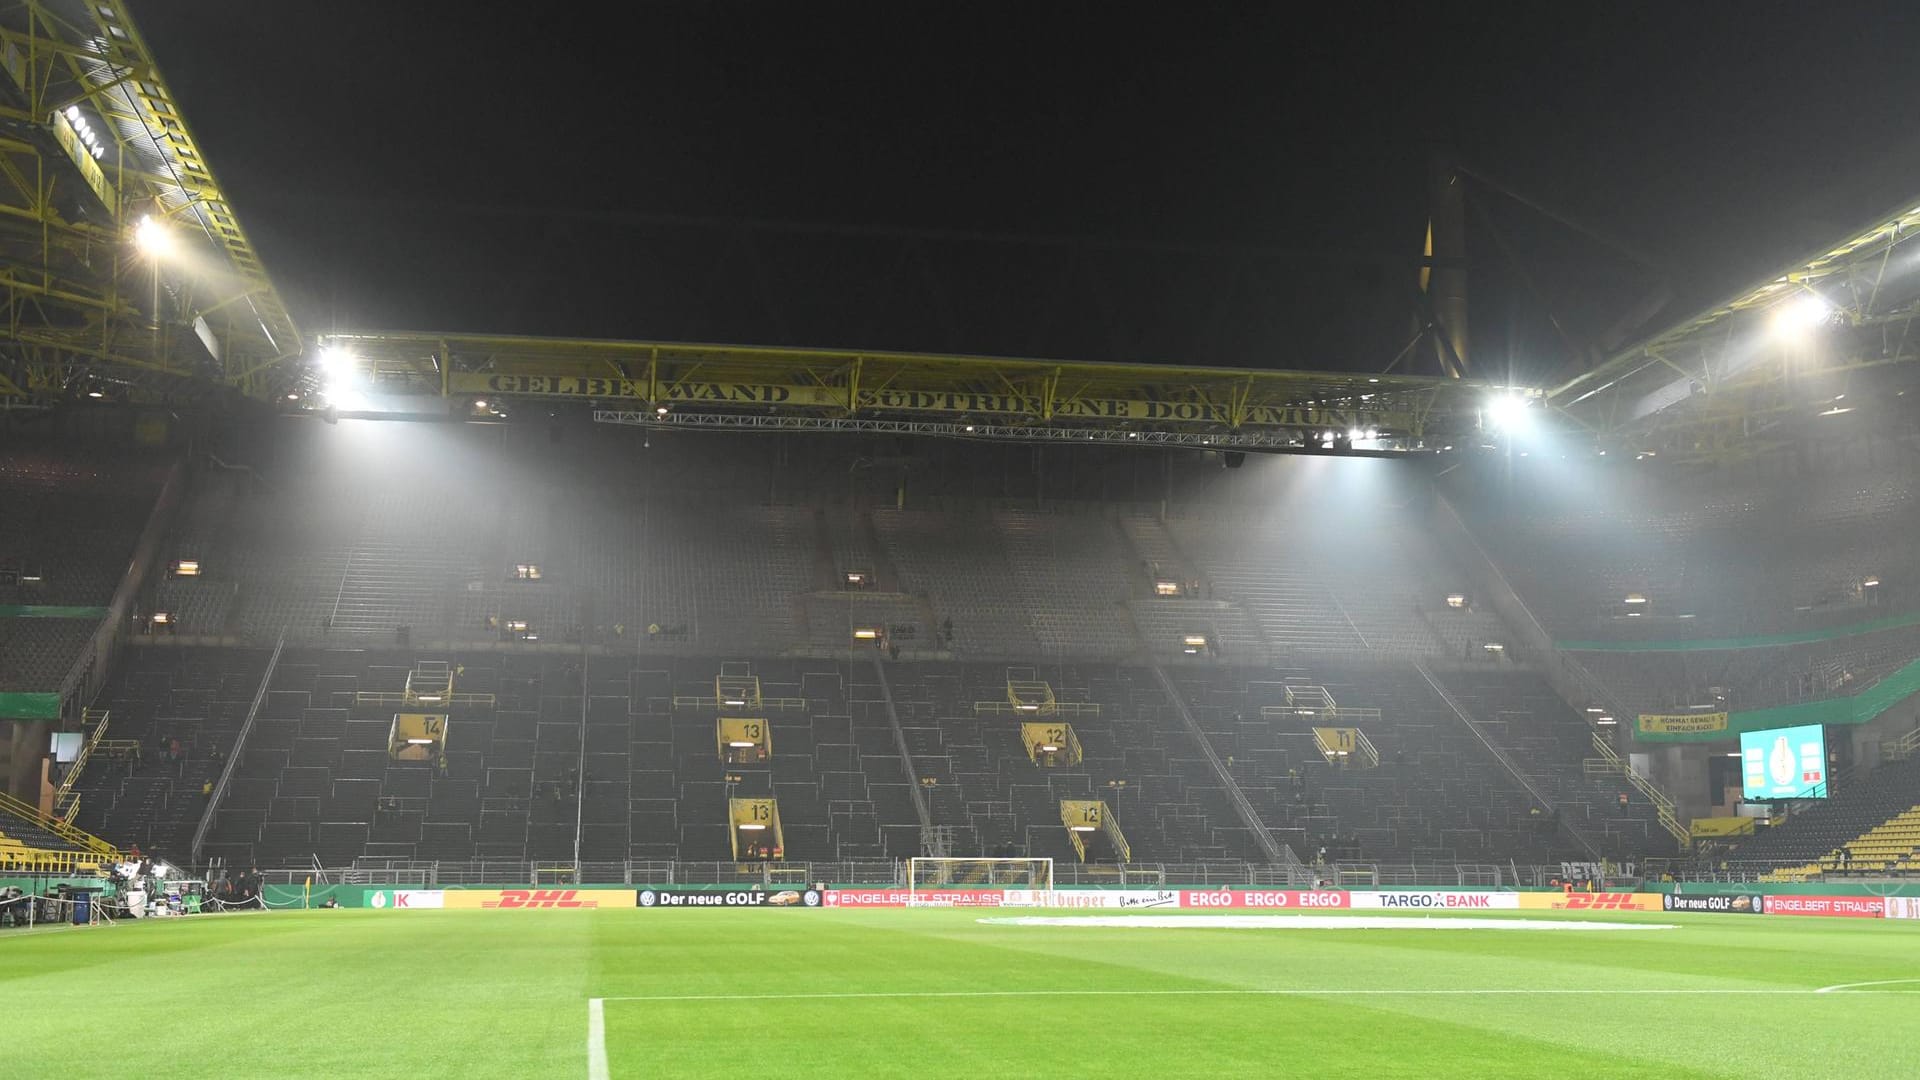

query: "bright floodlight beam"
xmin=134 ymin=214 xmax=174 ymax=258
xmin=1485 ymin=394 xmax=1533 ymax=434
xmin=1769 ymin=293 xmax=1832 ymax=339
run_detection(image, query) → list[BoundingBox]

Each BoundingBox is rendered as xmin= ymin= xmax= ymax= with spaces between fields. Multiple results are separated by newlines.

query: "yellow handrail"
xmin=0 ymin=843 xmax=113 ymax=874
xmin=54 ymin=709 xmax=111 ymax=810
xmin=1591 ymin=732 xmax=1690 ymax=847
xmin=0 ymin=789 xmax=120 ymax=858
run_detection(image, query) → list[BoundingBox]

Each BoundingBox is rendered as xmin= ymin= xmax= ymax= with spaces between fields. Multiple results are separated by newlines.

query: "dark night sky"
xmin=134 ymin=2 xmax=1920 ymax=385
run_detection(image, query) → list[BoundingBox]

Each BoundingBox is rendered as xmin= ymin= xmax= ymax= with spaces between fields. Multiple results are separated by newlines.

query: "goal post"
xmin=906 ymin=857 xmax=1053 ymax=906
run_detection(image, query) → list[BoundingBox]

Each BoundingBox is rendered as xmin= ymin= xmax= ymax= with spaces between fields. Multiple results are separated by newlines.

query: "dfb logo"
xmin=485 ymin=889 xmax=591 ymax=909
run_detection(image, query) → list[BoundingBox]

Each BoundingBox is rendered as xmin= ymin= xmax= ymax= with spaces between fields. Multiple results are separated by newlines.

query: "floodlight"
xmin=724 ymin=698 xmax=746 ymax=707
xmin=727 ymin=740 xmax=756 ymax=748
xmin=1769 ymin=293 xmax=1832 ymax=338
xmin=1069 ymin=825 xmax=1097 ymax=833
xmin=852 ymin=628 xmax=879 ymax=640
xmin=1863 ymin=577 xmax=1881 ymax=588
xmin=134 ymin=214 xmax=174 ymax=258
xmin=739 ymin=823 xmax=767 ymax=831
xmin=319 ymin=385 xmax=368 ymax=412
xmin=473 ymin=399 xmax=488 ymax=410
xmin=63 ymin=105 xmax=79 ymax=120
xmin=86 ymin=389 xmax=103 ymax=398
xmin=1039 ymin=744 xmax=1061 ymax=753
xmin=318 ymin=345 xmax=356 ymax=381
xmin=1485 ymin=394 xmax=1533 ymax=434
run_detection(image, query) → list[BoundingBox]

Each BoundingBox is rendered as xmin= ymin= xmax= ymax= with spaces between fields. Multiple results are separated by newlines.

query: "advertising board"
xmin=366 ymin=890 xmax=444 ymax=910
xmin=1519 ymin=892 xmax=1664 ymax=912
xmin=1763 ymin=895 xmax=1883 ymax=918
xmin=440 ymin=889 xmax=636 ymax=910
xmin=1350 ymin=891 xmax=1519 ymax=911
xmin=1000 ymin=890 xmax=1182 ymax=910
xmin=1885 ymin=896 xmax=1920 ymax=920
xmin=1180 ymin=890 xmax=1351 ymax=910
xmin=636 ymin=888 xmax=821 ymax=909
xmin=1661 ymin=893 xmax=1763 ymax=914
xmin=823 ymin=889 xmax=1007 ymax=908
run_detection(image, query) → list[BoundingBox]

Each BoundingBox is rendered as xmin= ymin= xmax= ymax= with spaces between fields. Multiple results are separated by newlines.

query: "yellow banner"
xmin=1637 ymin=712 xmax=1729 ymax=736
xmin=1689 ymin=817 xmax=1756 ymax=839
xmin=1518 ymin=892 xmax=1664 ymax=912
xmin=440 ymin=888 xmax=635 ymax=910
xmin=447 ymin=373 xmax=1403 ymax=429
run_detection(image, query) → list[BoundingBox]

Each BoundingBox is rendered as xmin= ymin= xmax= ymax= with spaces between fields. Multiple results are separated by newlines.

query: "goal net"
xmin=906 ymin=857 xmax=1053 ymax=906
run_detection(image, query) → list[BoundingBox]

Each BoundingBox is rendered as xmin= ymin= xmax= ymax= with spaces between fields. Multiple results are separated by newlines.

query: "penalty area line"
xmin=587 ymin=998 xmax=608 ymax=1080
xmin=1814 ymin=978 xmax=1920 ymax=994
xmin=591 ymin=987 xmax=1860 ymax=1005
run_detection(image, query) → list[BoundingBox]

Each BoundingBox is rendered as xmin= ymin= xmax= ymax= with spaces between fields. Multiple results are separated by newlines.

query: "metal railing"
xmin=1588 ymin=731 xmax=1691 ymax=847
xmin=191 ymin=633 xmax=285 ymax=865
xmin=238 ymin=855 xmax=1920 ymax=890
xmin=1416 ymin=662 xmax=1602 ymax=861
xmin=52 ymin=708 xmax=111 ymax=818
xmin=1152 ymin=663 xmax=1295 ymax=866
xmin=58 ymin=461 xmax=186 ymax=715
xmin=0 ymin=787 xmax=119 ymax=857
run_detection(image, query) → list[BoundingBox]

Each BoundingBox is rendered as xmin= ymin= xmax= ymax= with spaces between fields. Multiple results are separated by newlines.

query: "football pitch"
xmin=8 ymin=908 xmax=1920 ymax=1078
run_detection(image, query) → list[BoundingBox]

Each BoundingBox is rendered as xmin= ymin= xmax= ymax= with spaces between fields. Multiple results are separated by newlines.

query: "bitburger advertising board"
xmin=636 ymin=887 xmax=822 ymax=909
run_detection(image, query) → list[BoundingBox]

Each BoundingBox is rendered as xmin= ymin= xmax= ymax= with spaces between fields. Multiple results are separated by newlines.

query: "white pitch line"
xmin=586 ymin=998 xmax=609 ymax=1080
xmin=1814 ymin=978 xmax=1920 ymax=994
xmin=591 ymin=987 xmax=1872 ymax=1004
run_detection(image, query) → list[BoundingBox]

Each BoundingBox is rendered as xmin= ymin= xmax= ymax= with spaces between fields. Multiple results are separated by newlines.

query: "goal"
xmin=906 ymin=857 xmax=1053 ymax=906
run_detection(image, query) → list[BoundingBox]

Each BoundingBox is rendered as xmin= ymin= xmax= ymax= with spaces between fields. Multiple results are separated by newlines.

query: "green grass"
xmin=8 ymin=908 xmax=1920 ymax=1078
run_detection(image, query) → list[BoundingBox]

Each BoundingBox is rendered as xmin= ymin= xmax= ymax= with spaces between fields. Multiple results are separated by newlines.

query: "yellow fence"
xmin=0 ymin=789 xmax=119 ymax=858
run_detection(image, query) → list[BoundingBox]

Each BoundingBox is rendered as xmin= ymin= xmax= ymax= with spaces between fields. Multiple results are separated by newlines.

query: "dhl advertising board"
xmin=440 ymin=889 xmax=637 ymax=910
xmin=1518 ymin=892 xmax=1665 ymax=912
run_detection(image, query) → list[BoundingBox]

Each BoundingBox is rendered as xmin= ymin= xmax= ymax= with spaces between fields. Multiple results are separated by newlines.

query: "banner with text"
xmin=450 ymin=373 xmax=1403 ymax=430
xmin=1764 ymin=895 xmax=1883 ymax=919
xmin=1885 ymin=896 xmax=1920 ymax=920
xmin=636 ymin=887 xmax=820 ymax=909
xmin=1001 ymin=889 xmax=1182 ymax=910
xmin=366 ymin=890 xmax=445 ymax=910
xmin=824 ymin=888 xmax=1008 ymax=908
xmin=1520 ymin=892 xmax=1665 ymax=912
xmin=1180 ymin=890 xmax=1352 ymax=910
xmin=440 ymin=888 xmax=636 ymax=910
xmin=1661 ymin=893 xmax=1763 ymax=914
xmin=1637 ymin=712 xmax=1729 ymax=737
xmin=1352 ymin=891 xmax=1520 ymax=911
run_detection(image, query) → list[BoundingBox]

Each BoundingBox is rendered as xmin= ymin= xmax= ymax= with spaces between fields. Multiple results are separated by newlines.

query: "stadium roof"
xmin=0 ymin=0 xmax=301 ymax=403
xmin=1549 ymin=194 xmax=1920 ymax=460
xmin=318 ymin=330 xmax=1525 ymax=452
